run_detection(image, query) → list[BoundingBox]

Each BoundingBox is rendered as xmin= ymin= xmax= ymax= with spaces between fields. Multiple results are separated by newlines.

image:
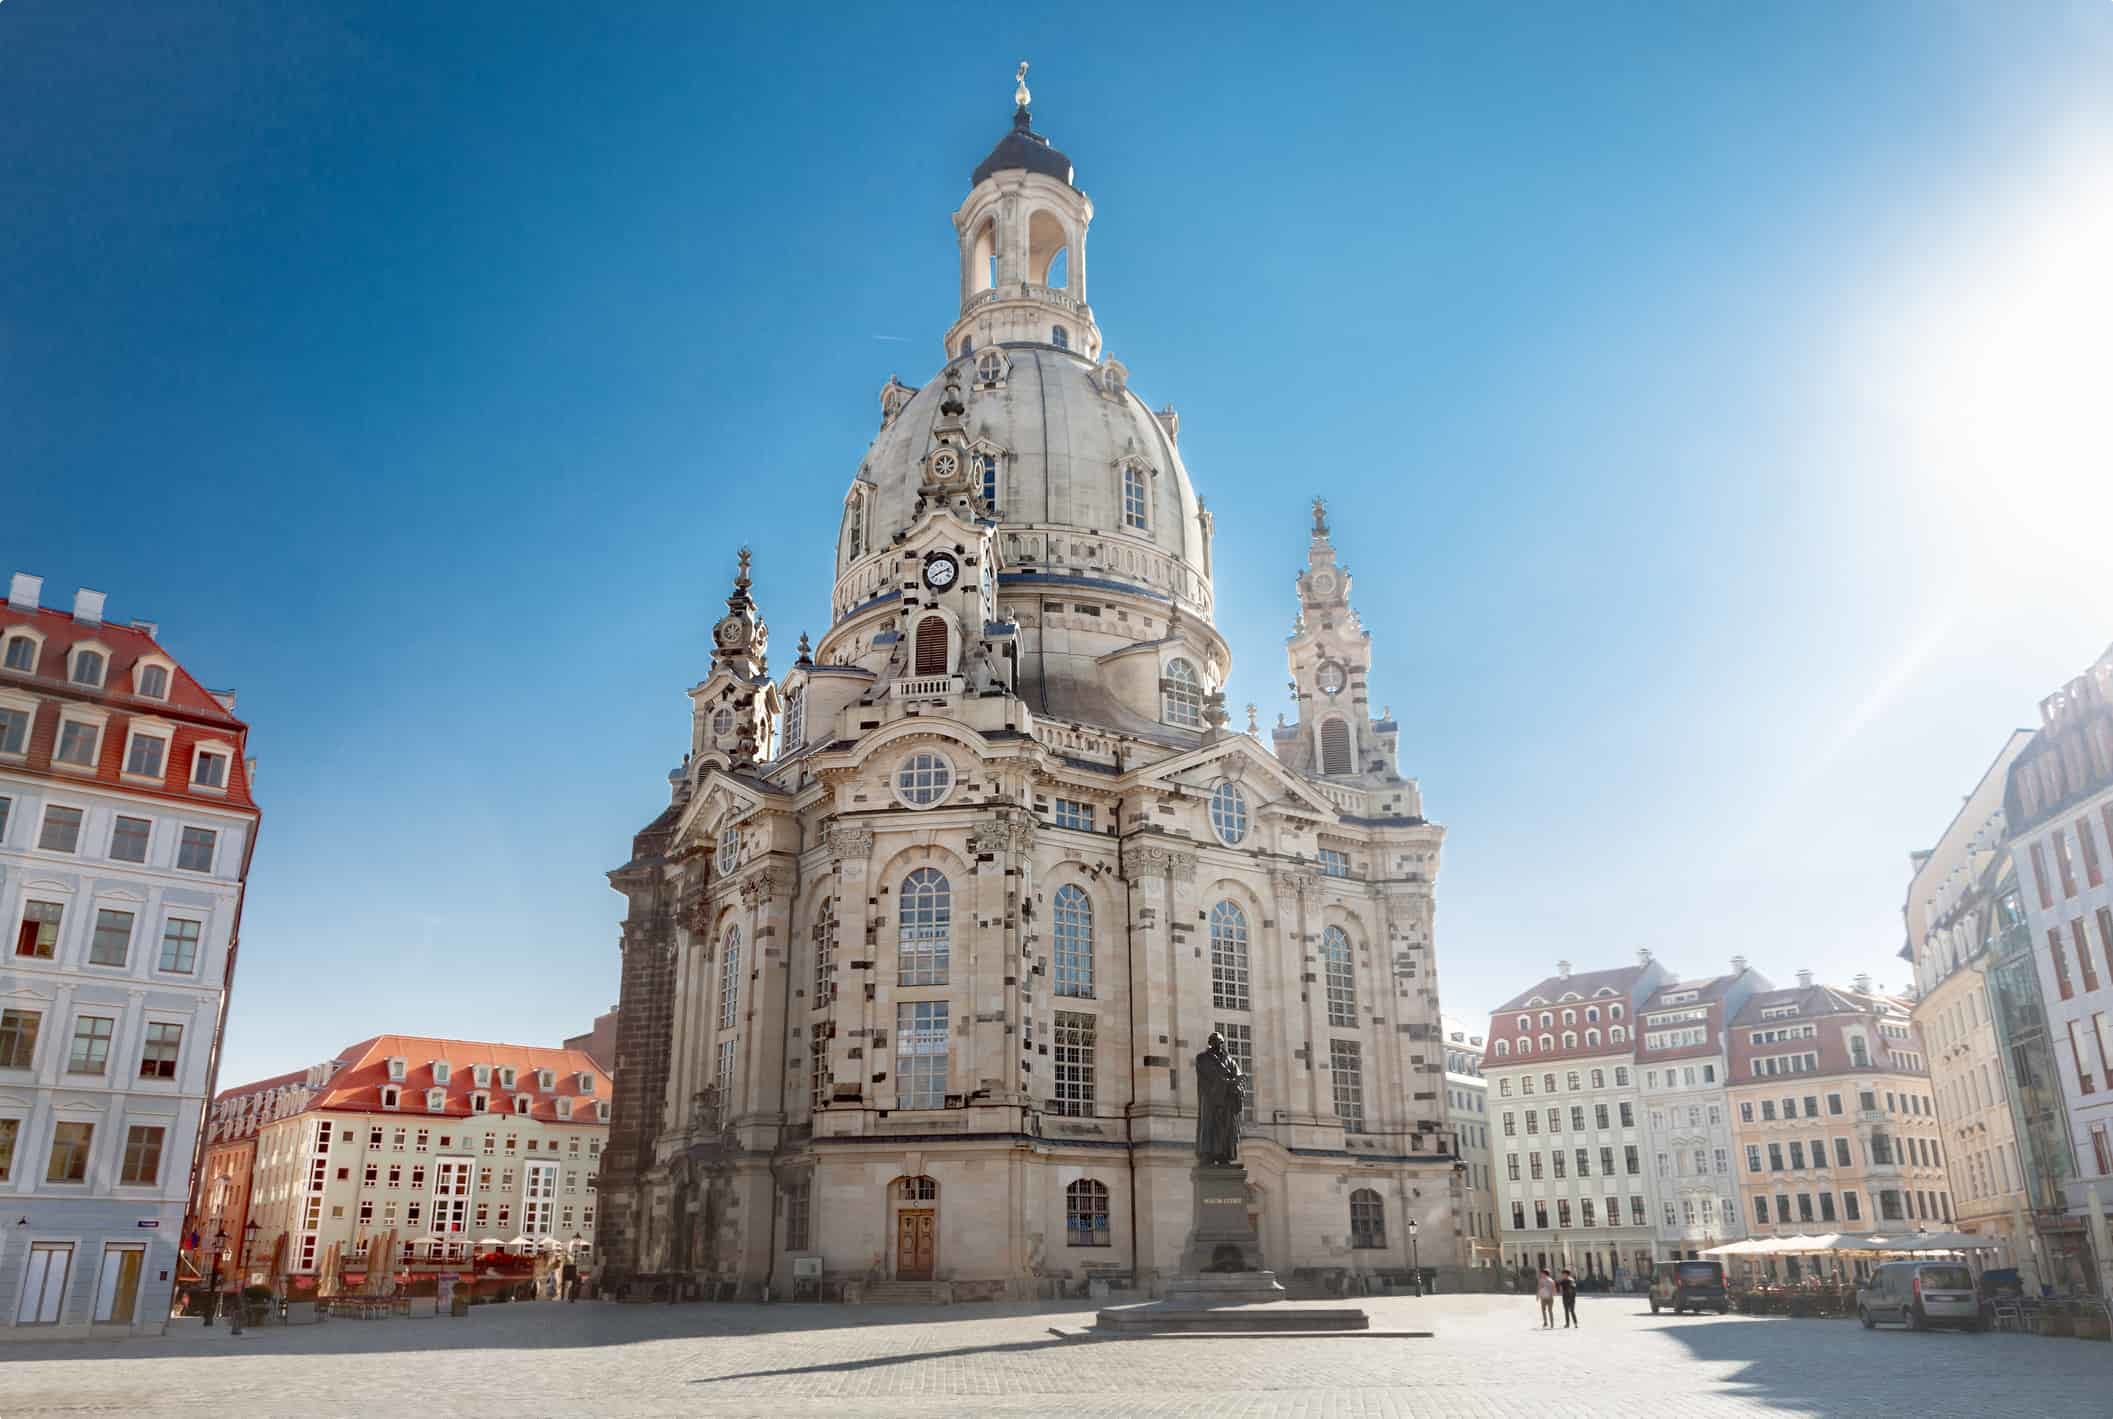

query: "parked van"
xmin=1856 ymin=1261 xmax=1982 ymax=1332
xmin=1649 ymin=1259 xmax=1728 ymax=1314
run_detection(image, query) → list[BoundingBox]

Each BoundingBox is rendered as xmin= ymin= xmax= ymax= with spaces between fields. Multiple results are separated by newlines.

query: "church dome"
xmin=837 ymin=347 xmax=1212 ymax=622
xmin=971 ymin=107 xmax=1076 ymax=189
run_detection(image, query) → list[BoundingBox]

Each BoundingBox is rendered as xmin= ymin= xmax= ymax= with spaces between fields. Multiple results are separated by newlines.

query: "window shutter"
xmin=915 ymin=618 xmax=949 ymax=677
xmin=1320 ymin=717 xmax=1352 ymax=775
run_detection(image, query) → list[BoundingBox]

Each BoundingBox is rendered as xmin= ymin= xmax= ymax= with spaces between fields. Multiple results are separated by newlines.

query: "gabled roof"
xmin=272 ymin=1035 xmax=610 ymax=1125
xmin=1642 ymin=973 xmax=1740 ymax=1011
xmin=1730 ymin=984 xmax=1909 ymax=1024
xmin=1495 ymin=963 xmax=1648 ymax=1013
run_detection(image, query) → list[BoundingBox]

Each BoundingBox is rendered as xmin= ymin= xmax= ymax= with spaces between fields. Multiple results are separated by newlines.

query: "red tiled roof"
xmin=301 ymin=1034 xmax=611 ymax=1125
xmin=0 ymin=600 xmax=257 ymax=814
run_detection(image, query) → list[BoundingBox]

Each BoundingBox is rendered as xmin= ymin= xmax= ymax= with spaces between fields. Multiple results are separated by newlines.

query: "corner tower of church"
xmin=600 ymin=72 xmax=1456 ymax=1301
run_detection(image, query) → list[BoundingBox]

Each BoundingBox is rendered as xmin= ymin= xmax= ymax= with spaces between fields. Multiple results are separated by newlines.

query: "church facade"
xmin=597 ymin=84 xmax=1459 ymax=1300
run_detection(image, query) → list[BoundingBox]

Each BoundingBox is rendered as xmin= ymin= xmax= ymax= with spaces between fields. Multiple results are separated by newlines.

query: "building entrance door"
xmin=896 ymin=1210 xmax=936 ymax=1280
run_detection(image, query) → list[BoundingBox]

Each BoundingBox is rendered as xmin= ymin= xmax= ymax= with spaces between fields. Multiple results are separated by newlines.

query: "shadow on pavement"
xmin=691 ymin=1334 xmax=1077 ymax=1385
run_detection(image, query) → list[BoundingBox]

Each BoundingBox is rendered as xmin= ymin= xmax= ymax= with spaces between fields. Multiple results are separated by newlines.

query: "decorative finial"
xmin=736 ymin=546 xmax=753 ymax=588
xmin=940 ymin=366 xmax=965 ymax=418
xmin=1245 ymin=702 xmax=1259 ymax=735
xmin=1311 ymin=497 xmax=1329 ymax=538
xmin=1204 ymin=689 xmax=1230 ymax=732
xmin=1015 ymin=61 xmax=1031 ymax=111
xmin=795 ymin=631 xmax=812 ymax=666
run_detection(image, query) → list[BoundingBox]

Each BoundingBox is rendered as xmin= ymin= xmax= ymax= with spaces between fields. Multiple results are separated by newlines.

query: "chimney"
xmin=1556 ymin=959 xmax=1572 ymax=980
xmin=1852 ymin=973 xmax=1873 ymax=995
xmin=73 ymin=588 xmax=105 ymax=625
xmin=209 ymin=689 xmax=237 ymax=713
xmin=1796 ymin=969 xmax=1814 ymax=989
xmin=7 ymin=573 xmax=41 ymax=611
xmin=1731 ymin=955 xmax=1748 ymax=975
xmin=1637 ymin=948 xmax=1653 ymax=966
xmin=129 ymin=619 xmax=159 ymax=640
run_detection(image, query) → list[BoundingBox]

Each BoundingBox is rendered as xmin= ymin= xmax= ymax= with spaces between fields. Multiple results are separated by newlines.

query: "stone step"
xmin=1094 ymin=1303 xmax=1372 ymax=1334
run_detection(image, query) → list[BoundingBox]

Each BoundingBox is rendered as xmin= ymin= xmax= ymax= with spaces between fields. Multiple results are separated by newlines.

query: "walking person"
xmin=1560 ymin=1267 xmax=1580 ymax=1328
xmin=1536 ymin=1267 xmax=1556 ymax=1328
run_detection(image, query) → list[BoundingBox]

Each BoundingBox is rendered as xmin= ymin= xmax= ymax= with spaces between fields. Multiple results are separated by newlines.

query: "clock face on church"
xmin=715 ymin=619 xmax=746 ymax=647
xmin=923 ymin=553 xmax=959 ymax=590
xmin=930 ymin=450 xmax=960 ymax=481
xmin=1309 ymin=570 xmax=1337 ymax=597
xmin=1317 ymin=661 xmax=1347 ymax=696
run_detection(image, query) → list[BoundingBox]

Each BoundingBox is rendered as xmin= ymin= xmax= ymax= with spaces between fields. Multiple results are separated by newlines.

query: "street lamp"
xmin=231 ymin=1218 xmax=259 ymax=1335
xmin=1408 ymin=1218 xmax=1421 ymax=1296
xmin=204 ymin=1225 xmax=227 ymax=1328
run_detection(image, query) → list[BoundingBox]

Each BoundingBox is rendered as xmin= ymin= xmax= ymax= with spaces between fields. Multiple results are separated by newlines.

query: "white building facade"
xmin=1635 ymin=965 xmax=1768 ymax=1260
xmin=1 ymin=574 xmax=258 ymax=1338
xmin=1441 ymin=1016 xmax=1496 ymax=1267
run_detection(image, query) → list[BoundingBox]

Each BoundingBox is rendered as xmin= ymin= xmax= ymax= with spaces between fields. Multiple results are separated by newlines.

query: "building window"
xmin=54 ymin=720 xmax=99 ymax=768
xmin=1320 ymin=717 xmax=1352 ymax=775
xmin=1216 ymin=1020 xmax=1255 ymax=1119
xmin=0 ymin=707 xmax=27 ymax=755
xmin=898 ymin=867 xmax=951 ymax=985
xmin=1348 ymin=1188 xmax=1385 ymax=1248
xmin=809 ymin=1032 xmax=831 ymax=1113
xmin=781 ymin=690 xmax=804 ymax=755
xmin=1051 ymin=324 xmax=1070 ymax=350
xmin=137 ymin=663 xmax=169 ymax=699
xmin=1066 ymin=1178 xmax=1111 ymax=1246
xmin=119 ymin=1125 xmax=164 ymax=1185
xmin=716 ymin=825 xmax=740 ymax=875
xmin=784 ymin=1179 xmax=811 ymax=1251
xmin=1053 ymin=798 xmax=1095 ymax=831
xmin=69 ymin=648 xmax=105 ymax=686
xmin=1330 ymin=1039 xmax=1364 ymax=1132
xmin=813 ymin=897 xmax=836 ymax=1005
xmin=1052 ymin=1010 xmax=1096 ymax=1116
xmin=176 ymin=826 xmax=217 ymax=873
xmin=102 ymin=814 xmax=151 ymax=863
xmin=139 ymin=1022 xmax=182 ymax=1079
xmin=1209 ymin=780 xmax=1248 ymax=845
xmin=896 ymin=751 xmax=953 ymax=807
xmin=67 ymin=1016 xmax=114 ymax=1074
xmin=39 ymin=805 xmax=84 ymax=854
xmin=714 ymin=1038 xmax=736 ymax=1109
xmin=1210 ymin=901 xmax=1250 ymax=1011
xmin=1323 ymin=925 xmax=1357 ymax=1026
xmin=88 ymin=909 xmax=134 ymax=967
xmin=156 ymin=918 xmax=202 ymax=974
xmin=978 ymin=452 xmax=1000 ymax=513
xmin=1122 ymin=466 xmax=1148 ymax=530
xmin=1163 ymin=658 xmax=1203 ymax=728
xmin=896 ymin=1000 xmax=948 ymax=1109
xmin=123 ymin=732 xmax=166 ymax=779
xmin=2 ymin=635 xmax=35 ymax=672
xmin=912 ymin=616 xmax=952 ymax=678
xmin=1052 ymin=884 xmax=1094 ymax=997
xmin=191 ymin=749 xmax=228 ymax=789
xmin=719 ymin=926 xmax=741 ymax=1029
xmin=0 ymin=1006 xmax=40 ymax=1074
xmin=1319 ymin=848 xmax=1350 ymax=878
xmin=47 ymin=1121 xmax=94 ymax=1182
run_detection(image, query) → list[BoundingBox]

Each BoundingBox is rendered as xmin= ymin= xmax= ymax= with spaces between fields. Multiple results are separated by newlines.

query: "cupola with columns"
xmin=691 ymin=548 xmax=780 ymax=771
xmin=1274 ymin=499 xmax=1403 ymax=787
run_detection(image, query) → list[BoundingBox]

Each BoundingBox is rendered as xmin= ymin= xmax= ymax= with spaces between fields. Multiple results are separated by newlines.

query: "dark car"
xmin=1649 ymin=1259 xmax=1729 ymax=1315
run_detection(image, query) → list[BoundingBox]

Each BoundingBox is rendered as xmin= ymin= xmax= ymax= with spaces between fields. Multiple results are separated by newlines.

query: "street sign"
xmin=137 ymin=1220 xmax=160 ymax=1228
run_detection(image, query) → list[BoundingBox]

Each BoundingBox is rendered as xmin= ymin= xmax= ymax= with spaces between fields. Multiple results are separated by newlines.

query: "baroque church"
xmin=599 ymin=78 xmax=1457 ymax=1299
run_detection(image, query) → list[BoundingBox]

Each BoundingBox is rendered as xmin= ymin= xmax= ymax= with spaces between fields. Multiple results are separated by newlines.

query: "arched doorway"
xmin=890 ymin=1176 xmax=939 ymax=1281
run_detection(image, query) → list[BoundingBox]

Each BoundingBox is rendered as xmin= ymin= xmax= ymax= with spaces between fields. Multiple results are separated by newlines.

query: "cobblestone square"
xmin=1 ymin=1294 xmax=2105 ymax=1417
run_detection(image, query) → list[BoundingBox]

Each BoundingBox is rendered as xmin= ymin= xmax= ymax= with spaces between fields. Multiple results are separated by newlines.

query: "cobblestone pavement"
xmin=0 ymin=1293 xmax=2104 ymax=1417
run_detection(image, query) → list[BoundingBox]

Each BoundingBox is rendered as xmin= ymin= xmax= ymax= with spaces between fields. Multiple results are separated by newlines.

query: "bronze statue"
xmin=1193 ymin=1031 xmax=1247 ymax=1166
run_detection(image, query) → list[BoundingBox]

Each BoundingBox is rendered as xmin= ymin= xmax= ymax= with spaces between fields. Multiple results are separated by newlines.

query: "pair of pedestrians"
xmin=1534 ymin=1267 xmax=1579 ymax=1328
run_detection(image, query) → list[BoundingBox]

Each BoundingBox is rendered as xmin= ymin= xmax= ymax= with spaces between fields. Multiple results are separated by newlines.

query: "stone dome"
xmin=836 ymin=345 xmax=1212 ymax=622
xmin=971 ymin=108 xmax=1076 ymax=189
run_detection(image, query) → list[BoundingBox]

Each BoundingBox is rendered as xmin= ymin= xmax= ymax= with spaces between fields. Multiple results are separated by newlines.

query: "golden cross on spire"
xmin=1015 ymin=61 xmax=1031 ymax=110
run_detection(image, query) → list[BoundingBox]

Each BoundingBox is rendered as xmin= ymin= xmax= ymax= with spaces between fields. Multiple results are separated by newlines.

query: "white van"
xmin=1856 ymin=1261 xmax=1982 ymax=1332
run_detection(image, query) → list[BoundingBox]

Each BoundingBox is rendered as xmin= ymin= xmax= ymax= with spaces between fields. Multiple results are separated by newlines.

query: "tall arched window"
xmin=137 ymin=664 xmax=169 ymax=699
xmin=2 ymin=634 xmax=34 ymax=672
xmin=844 ymin=492 xmax=865 ymax=560
xmin=781 ymin=689 xmax=805 ymax=755
xmin=1051 ymin=325 xmax=1070 ymax=350
xmin=1053 ymin=885 xmax=1094 ymax=998
xmin=1349 ymin=1188 xmax=1386 ymax=1249
xmin=899 ymin=868 xmax=951 ymax=985
xmin=1163 ymin=659 xmax=1203 ymax=728
xmin=914 ymin=617 xmax=949 ymax=677
xmin=1122 ymin=466 xmax=1148 ymax=530
xmin=719 ymin=926 xmax=741 ymax=1029
xmin=1323 ymin=925 xmax=1356 ymax=1027
xmin=1066 ymin=1178 xmax=1110 ymax=1247
xmin=1210 ymin=901 xmax=1250 ymax=1011
xmin=1320 ymin=717 xmax=1352 ymax=775
xmin=978 ymin=453 xmax=1000 ymax=513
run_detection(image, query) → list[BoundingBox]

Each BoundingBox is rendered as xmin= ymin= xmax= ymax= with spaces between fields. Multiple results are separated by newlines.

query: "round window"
xmin=896 ymin=751 xmax=954 ymax=808
xmin=1209 ymin=781 xmax=1248 ymax=845
xmin=717 ymin=825 xmax=740 ymax=874
xmin=710 ymin=707 xmax=735 ymax=738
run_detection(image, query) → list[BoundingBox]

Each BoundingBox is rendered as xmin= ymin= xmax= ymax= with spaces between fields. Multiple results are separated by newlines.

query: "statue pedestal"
xmin=1172 ymin=1164 xmax=1275 ymax=1293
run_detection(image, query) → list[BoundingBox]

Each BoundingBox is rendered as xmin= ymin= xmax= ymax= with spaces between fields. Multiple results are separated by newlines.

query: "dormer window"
xmin=54 ymin=713 xmax=103 ymax=769
xmin=136 ymin=663 xmax=170 ymax=699
xmin=1162 ymin=658 xmax=1203 ymax=728
xmin=425 ymin=1088 xmax=445 ymax=1111
xmin=3 ymin=631 xmax=42 ymax=673
xmin=973 ymin=349 xmax=1008 ymax=388
xmin=536 ymin=1069 xmax=555 ymax=1091
xmin=596 ymin=1101 xmax=610 ymax=1121
xmin=122 ymin=725 xmax=170 ymax=781
xmin=556 ymin=1097 xmax=573 ymax=1120
xmin=381 ymin=1087 xmax=400 ymax=1110
xmin=579 ymin=1073 xmax=595 ymax=1094
xmin=473 ymin=1064 xmax=490 ymax=1087
xmin=977 ymin=452 xmax=1001 ymax=514
xmin=387 ymin=1057 xmax=407 ymax=1082
xmin=470 ymin=1092 xmax=489 ymax=1113
xmin=432 ymin=1062 xmax=450 ymax=1086
xmin=500 ymin=1067 xmax=516 ymax=1089
xmin=843 ymin=489 xmax=867 ymax=562
xmin=68 ymin=645 xmax=107 ymax=688
xmin=513 ymin=1095 xmax=532 ymax=1115
xmin=191 ymin=746 xmax=230 ymax=791
xmin=1121 ymin=464 xmax=1149 ymax=531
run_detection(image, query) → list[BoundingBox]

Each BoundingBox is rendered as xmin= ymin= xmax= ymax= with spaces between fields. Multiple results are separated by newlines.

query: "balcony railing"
xmin=892 ymin=675 xmax=963 ymax=700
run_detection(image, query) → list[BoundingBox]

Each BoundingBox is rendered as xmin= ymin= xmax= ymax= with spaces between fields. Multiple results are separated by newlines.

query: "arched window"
xmin=781 ymin=689 xmax=804 ymax=755
xmin=1562 ymin=1010 xmax=1576 ymax=1026
xmin=70 ymin=648 xmax=104 ymax=687
xmin=1163 ymin=659 xmax=1203 ymax=727
xmin=914 ymin=617 xmax=950 ymax=677
xmin=959 ymin=337 xmax=973 ymax=357
xmin=978 ymin=452 xmax=1000 ymax=513
xmin=899 ymin=868 xmax=950 ymax=985
xmin=1494 ymin=1039 xmax=1510 ymax=1057
xmin=844 ymin=492 xmax=866 ymax=560
xmin=1539 ymin=1034 xmax=1554 ymax=1052
xmin=1210 ymin=901 xmax=1250 ymax=1011
xmin=1053 ymin=884 xmax=1093 ymax=998
xmin=1610 ymin=1026 xmax=1626 ymax=1044
xmin=1320 ymin=717 xmax=1352 ymax=775
xmin=897 ymin=1175 xmax=938 ymax=1201
xmin=1540 ymin=1012 xmax=1553 ymax=1028
xmin=717 ymin=825 xmax=740 ymax=875
xmin=1586 ymin=1006 xmax=1600 ymax=1023
xmin=1209 ymin=781 xmax=1249 ymax=845
xmin=1517 ymin=1037 xmax=1532 ymax=1054
xmin=136 ymin=664 xmax=169 ymax=699
xmin=1051 ymin=325 xmax=1070 ymax=350
xmin=1349 ymin=1188 xmax=1385 ymax=1249
xmin=1066 ymin=1178 xmax=1110 ymax=1247
xmin=1586 ymin=1028 xmax=1601 ymax=1047
xmin=2 ymin=634 xmax=35 ymax=672
xmin=1122 ymin=466 xmax=1148 ymax=530
xmin=719 ymin=926 xmax=741 ymax=1029
xmin=1562 ymin=1032 xmax=1577 ymax=1048
xmin=1516 ymin=1016 xmax=1530 ymax=1032
xmin=1323 ymin=925 xmax=1356 ymax=1026
xmin=1045 ymin=246 xmax=1069 ymax=289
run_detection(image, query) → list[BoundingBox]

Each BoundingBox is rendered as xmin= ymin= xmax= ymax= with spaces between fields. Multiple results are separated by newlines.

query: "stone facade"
xmin=1440 ymin=1017 xmax=1495 ymax=1266
xmin=597 ymin=88 xmax=1457 ymax=1301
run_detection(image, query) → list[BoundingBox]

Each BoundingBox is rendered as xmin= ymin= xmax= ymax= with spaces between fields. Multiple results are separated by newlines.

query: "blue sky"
xmin=5 ymin=3 xmax=2110 ymax=1085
